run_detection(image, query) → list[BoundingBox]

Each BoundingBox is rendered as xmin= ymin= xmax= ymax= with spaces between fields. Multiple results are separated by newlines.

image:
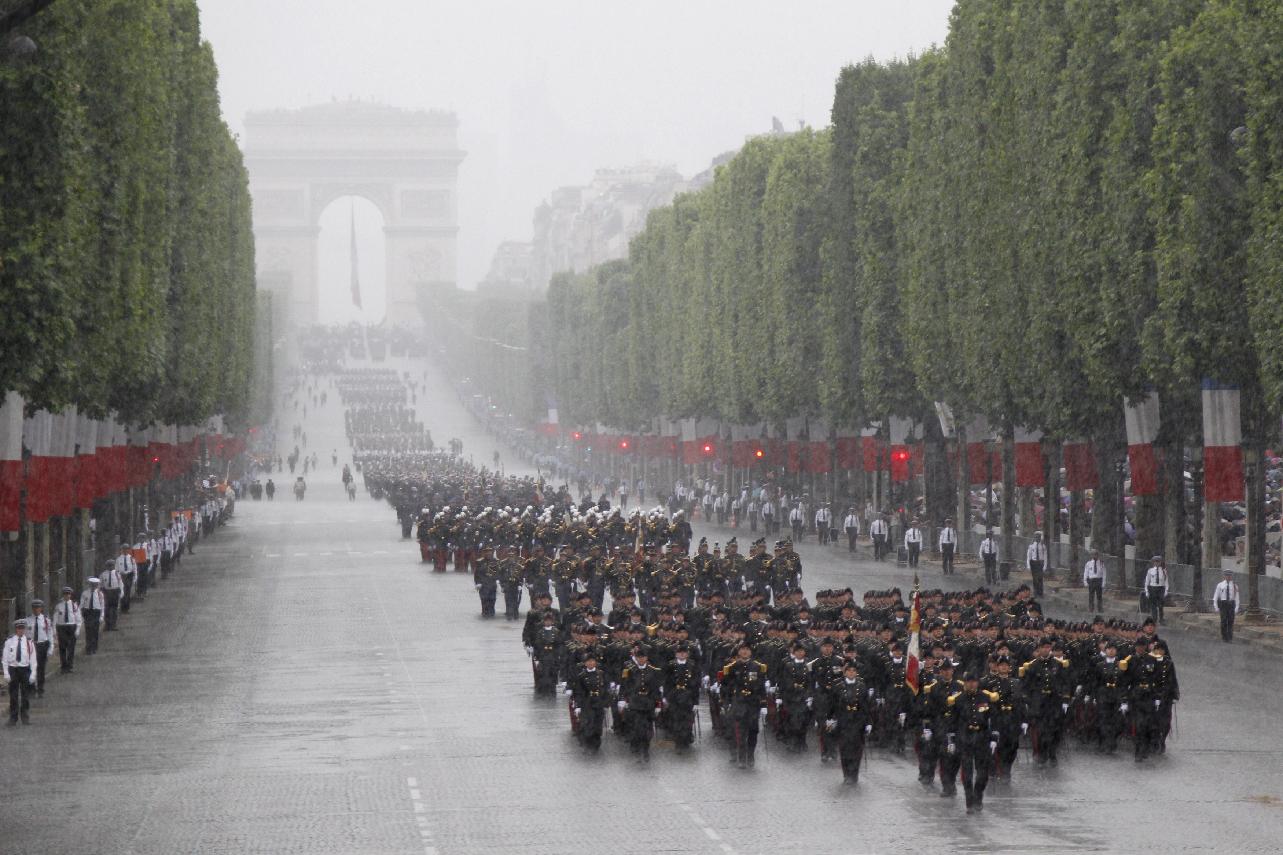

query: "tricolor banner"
xmin=1202 ymin=380 xmax=1244 ymax=502
xmin=0 ymin=393 xmax=23 ymax=532
xmin=1063 ymin=440 xmax=1099 ymax=492
xmin=1124 ymin=392 xmax=1161 ymax=496
xmin=906 ymin=586 xmax=922 ymax=695
xmin=1014 ymin=426 xmax=1044 ymax=488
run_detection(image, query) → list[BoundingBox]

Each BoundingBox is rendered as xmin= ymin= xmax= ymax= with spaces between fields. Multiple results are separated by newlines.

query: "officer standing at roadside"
xmin=3 ymin=620 xmax=36 ymax=724
xmin=80 ymin=577 xmax=105 ymax=653
xmin=24 ymin=600 xmax=54 ymax=695
xmin=53 ymin=587 xmax=82 ymax=673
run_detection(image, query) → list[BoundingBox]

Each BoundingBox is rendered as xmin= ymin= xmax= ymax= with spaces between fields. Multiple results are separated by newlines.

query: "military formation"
xmin=2 ymin=490 xmax=233 ymax=726
xmin=344 ymin=374 xmax=1181 ymax=812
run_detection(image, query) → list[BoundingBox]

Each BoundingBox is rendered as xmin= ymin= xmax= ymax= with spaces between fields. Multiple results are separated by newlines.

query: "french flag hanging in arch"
xmin=1202 ymin=379 xmax=1243 ymax=502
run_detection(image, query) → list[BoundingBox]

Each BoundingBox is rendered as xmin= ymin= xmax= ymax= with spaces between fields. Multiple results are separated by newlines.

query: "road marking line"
xmin=318 ymin=551 xmax=332 ymax=556
xmin=292 ymin=552 xmax=308 ymax=557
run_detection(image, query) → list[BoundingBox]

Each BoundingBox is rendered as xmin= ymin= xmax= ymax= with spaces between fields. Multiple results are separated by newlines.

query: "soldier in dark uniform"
xmin=663 ymin=642 xmax=700 ymax=752
xmin=810 ymin=637 xmax=845 ymax=761
xmin=718 ymin=642 xmax=769 ymax=768
xmin=1019 ymin=638 xmax=1072 ymax=765
xmin=774 ymin=642 xmax=814 ymax=752
xmin=980 ymin=655 xmax=1024 ymax=776
xmin=947 ymin=670 xmax=1000 ymax=813
xmin=826 ymin=660 xmax=871 ymax=784
xmin=498 ymin=544 xmax=524 ymax=620
xmin=1090 ymin=639 xmax=1126 ymax=753
xmin=571 ymin=649 xmax=611 ymax=753
xmin=523 ymin=544 xmax=552 ymax=601
xmin=530 ymin=611 xmax=563 ymax=696
xmin=618 ymin=646 xmax=665 ymax=762
xmin=917 ymin=659 xmax=962 ymax=790
xmin=473 ymin=543 xmax=500 ymax=617
xmin=881 ymin=641 xmax=912 ymax=753
xmin=1150 ymin=639 xmax=1179 ymax=754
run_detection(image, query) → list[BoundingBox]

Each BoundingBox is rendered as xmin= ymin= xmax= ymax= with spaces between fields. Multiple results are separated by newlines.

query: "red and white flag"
xmin=906 ymin=584 xmax=922 ymax=695
xmin=1202 ymin=380 xmax=1243 ymax=502
xmin=1124 ymin=392 xmax=1161 ymax=496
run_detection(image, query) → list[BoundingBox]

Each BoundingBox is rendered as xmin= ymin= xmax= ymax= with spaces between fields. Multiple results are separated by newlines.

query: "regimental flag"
xmin=1124 ymin=392 xmax=1161 ymax=496
xmin=1203 ymin=380 xmax=1244 ymax=502
xmin=906 ymin=581 xmax=922 ymax=695
xmin=350 ymin=202 xmax=362 ymax=310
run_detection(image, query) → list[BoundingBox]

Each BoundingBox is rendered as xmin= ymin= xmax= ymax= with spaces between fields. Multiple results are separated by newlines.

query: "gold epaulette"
xmin=1055 ymin=657 xmax=1070 ymax=668
xmin=947 ymin=691 xmax=961 ymax=706
xmin=984 ymin=689 xmax=1001 ymax=702
xmin=1118 ymin=656 xmax=1131 ymax=671
xmin=1018 ymin=660 xmax=1034 ymax=678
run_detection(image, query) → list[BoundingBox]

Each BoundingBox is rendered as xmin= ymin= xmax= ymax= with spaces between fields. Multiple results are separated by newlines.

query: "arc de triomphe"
xmin=244 ymin=100 xmax=464 ymax=329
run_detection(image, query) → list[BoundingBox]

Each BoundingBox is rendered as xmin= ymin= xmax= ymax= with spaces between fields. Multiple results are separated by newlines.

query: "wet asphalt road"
xmin=3 ymin=360 xmax=1282 ymax=855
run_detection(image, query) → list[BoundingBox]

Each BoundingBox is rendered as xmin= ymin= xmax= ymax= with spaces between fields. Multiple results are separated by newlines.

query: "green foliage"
xmin=484 ymin=1 xmax=1280 ymax=449
xmin=0 ymin=0 xmax=256 ymax=426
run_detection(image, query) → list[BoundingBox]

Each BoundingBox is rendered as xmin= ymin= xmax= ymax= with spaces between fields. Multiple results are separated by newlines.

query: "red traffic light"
xmin=152 ymin=456 xmax=160 ymax=463
xmin=754 ymin=448 xmax=765 ymax=459
xmin=619 ymin=439 xmax=629 ymax=450
xmin=572 ymin=431 xmax=582 ymax=441
xmin=892 ymin=449 xmax=910 ymax=462
xmin=702 ymin=443 xmax=714 ymax=455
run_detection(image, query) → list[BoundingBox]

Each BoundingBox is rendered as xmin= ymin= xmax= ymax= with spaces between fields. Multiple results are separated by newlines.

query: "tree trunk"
xmin=1000 ymin=426 xmax=1016 ymax=570
xmin=923 ymin=422 xmax=951 ymax=529
xmin=1244 ymin=440 xmax=1265 ymax=621
xmin=1163 ymin=441 xmax=1187 ymax=565
xmin=1069 ymin=490 xmax=1085 ymax=583
xmin=958 ymin=431 xmax=971 ymax=535
xmin=1090 ymin=432 xmax=1125 ymax=590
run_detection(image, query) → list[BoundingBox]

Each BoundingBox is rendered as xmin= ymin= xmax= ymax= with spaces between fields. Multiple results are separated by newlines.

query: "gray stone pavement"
xmin=3 ymin=359 xmax=1282 ymax=854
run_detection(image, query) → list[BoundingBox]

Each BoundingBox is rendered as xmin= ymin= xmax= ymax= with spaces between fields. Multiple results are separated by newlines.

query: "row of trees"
xmin=518 ymin=0 xmax=1283 ymax=601
xmin=0 ymin=0 xmax=257 ymax=427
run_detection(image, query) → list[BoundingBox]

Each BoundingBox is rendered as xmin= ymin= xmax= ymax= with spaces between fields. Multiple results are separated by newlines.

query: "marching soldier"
xmin=473 ymin=542 xmax=500 ymax=618
xmin=530 ymin=611 xmax=563 ymax=696
xmin=826 ymin=660 xmax=871 ymax=784
xmin=947 ymin=670 xmax=1000 ymax=813
xmin=498 ymin=544 xmax=524 ymax=620
xmin=663 ymin=643 xmax=700 ymax=752
xmin=570 ymin=649 xmax=611 ymax=753
xmin=618 ymin=646 xmax=664 ymax=762
xmin=918 ymin=659 xmax=963 ymax=792
xmin=718 ymin=642 xmax=769 ymax=769
xmin=53 ymin=587 xmax=81 ymax=674
xmin=774 ymin=642 xmax=814 ymax=752
xmin=1019 ymin=638 xmax=1072 ymax=765
xmin=1090 ymin=639 xmax=1126 ymax=753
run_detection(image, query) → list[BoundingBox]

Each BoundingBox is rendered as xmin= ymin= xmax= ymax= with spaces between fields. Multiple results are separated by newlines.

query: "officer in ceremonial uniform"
xmin=826 ymin=660 xmax=871 ymax=784
xmin=1019 ymin=638 xmax=1071 ymax=765
xmin=618 ymin=646 xmax=664 ymax=762
xmin=571 ymin=649 xmax=611 ymax=753
xmin=718 ymin=642 xmax=769 ymax=768
xmin=473 ymin=542 xmax=500 ymax=617
xmin=775 ymin=642 xmax=814 ymax=752
xmin=663 ymin=642 xmax=700 ymax=752
xmin=947 ymin=670 xmax=1000 ymax=813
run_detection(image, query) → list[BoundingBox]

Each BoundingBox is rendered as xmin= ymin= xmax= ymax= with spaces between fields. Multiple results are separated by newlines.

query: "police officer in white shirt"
xmin=80 ymin=577 xmax=105 ymax=654
xmin=870 ymin=514 xmax=889 ymax=561
xmin=23 ymin=600 xmax=54 ymax=696
xmin=116 ymin=541 xmax=137 ymax=614
xmin=843 ymin=508 xmax=861 ymax=552
xmin=1212 ymin=568 xmax=1241 ymax=642
xmin=1143 ymin=556 xmax=1169 ymax=624
xmin=1026 ymin=532 xmax=1048 ymax=597
xmin=904 ymin=520 xmax=924 ymax=568
xmin=53 ymin=586 xmax=82 ymax=673
xmin=979 ymin=530 xmax=999 ymax=584
xmin=815 ymin=504 xmax=833 ymax=545
xmin=1083 ymin=549 xmax=1107 ymax=612
xmin=938 ymin=518 xmax=957 ymax=575
xmin=3 ymin=620 xmax=36 ymax=724
xmin=102 ymin=557 xmax=126 ymax=631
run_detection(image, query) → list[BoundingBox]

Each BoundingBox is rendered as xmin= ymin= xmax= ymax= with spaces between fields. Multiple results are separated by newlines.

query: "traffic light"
xmin=572 ymin=431 xmax=582 ymax=441
xmin=754 ymin=447 xmax=765 ymax=460
xmin=891 ymin=448 xmax=910 ymax=463
xmin=618 ymin=439 xmax=630 ymax=451
xmin=702 ymin=442 xmax=715 ymax=456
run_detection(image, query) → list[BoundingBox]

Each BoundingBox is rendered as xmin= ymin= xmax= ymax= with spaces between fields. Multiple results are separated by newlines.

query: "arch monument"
xmin=244 ymin=100 xmax=464 ymax=330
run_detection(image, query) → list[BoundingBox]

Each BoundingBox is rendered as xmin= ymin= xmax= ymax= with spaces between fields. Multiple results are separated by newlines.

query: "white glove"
xmin=877 ymin=697 xmax=885 ymax=706
xmin=1083 ymin=695 xmax=1092 ymax=704
xmin=1074 ymin=684 xmax=1083 ymax=696
xmin=864 ymin=724 xmax=872 ymax=734
xmin=989 ymin=741 xmax=998 ymax=752
xmin=710 ymin=684 xmax=720 ymax=695
xmin=1120 ymin=703 xmax=1129 ymax=714
xmin=825 ymin=719 xmax=837 ymax=731
xmin=617 ymin=701 xmax=626 ymax=712
xmin=765 ymin=681 xmax=775 ymax=694
xmin=868 ymin=687 xmax=875 ymax=697
xmin=573 ymin=707 xmax=581 ymax=716
xmin=922 ymin=728 xmax=932 ymax=741
xmin=898 ymin=712 xmax=906 ymax=725
xmin=774 ymin=698 xmax=783 ymax=708
xmin=563 ymin=687 xmax=573 ymax=696
xmin=556 ymin=681 xmax=566 ymax=692
xmin=1021 ymin=722 xmax=1029 ymax=734
xmin=701 ymin=675 xmax=710 ymax=689
xmin=1061 ymin=703 xmax=1069 ymax=714
xmin=806 ymin=697 xmax=813 ymax=709
xmin=946 ymin=742 xmax=956 ymax=755
xmin=524 ymin=646 xmax=533 ymax=656
xmin=1154 ymin=699 xmax=1161 ymax=709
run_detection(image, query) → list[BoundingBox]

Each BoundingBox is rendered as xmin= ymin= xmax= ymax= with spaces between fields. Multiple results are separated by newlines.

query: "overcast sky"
xmin=198 ymin=0 xmax=954 ymax=309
